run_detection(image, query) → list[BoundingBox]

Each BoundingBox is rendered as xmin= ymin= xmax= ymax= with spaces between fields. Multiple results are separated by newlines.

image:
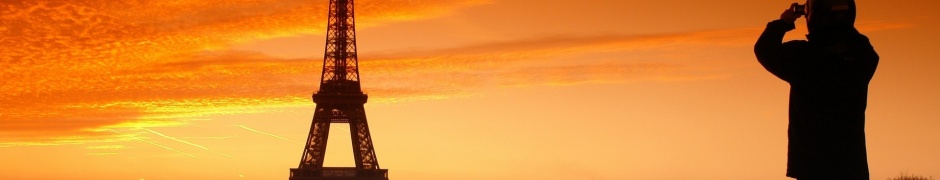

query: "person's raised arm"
xmin=754 ymin=7 xmax=802 ymax=82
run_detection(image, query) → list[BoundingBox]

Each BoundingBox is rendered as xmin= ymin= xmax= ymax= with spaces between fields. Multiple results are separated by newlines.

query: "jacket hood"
xmin=806 ymin=0 xmax=857 ymax=35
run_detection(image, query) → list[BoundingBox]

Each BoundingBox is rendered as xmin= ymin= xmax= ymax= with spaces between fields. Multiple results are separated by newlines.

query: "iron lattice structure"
xmin=290 ymin=0 xmax=387 ymax=179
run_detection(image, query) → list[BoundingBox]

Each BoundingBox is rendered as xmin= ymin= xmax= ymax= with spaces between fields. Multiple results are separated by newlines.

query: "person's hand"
xmin=780 ymin=3 xmax=802 ymax=22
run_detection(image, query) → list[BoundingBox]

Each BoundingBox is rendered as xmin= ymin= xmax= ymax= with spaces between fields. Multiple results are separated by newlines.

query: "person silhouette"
xmin=754 ymin=0 xmax=878 ymax=179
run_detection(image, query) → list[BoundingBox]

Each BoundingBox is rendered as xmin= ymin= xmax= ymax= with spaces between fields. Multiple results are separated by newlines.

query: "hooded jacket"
xmin=754 ymin=0 xmax=878 ymax=179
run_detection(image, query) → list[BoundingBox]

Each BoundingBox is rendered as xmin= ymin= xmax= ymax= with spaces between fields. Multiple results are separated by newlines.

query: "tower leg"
xmin=300 ymin=106 xmax=334 ymax=169
xmin=349 ymin=105 xmax=379 ymax=170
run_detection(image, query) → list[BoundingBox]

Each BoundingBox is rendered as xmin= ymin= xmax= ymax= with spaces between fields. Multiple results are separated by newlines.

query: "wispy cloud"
xmin=0 ymin=0 xmax=912 ymax=146
xmin=0 ymin=0 xmax=486 ymax=144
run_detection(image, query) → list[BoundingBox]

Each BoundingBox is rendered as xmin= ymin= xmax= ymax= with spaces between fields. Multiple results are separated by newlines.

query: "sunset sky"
xmin=1 ymin=0 xmax=939 ymax=179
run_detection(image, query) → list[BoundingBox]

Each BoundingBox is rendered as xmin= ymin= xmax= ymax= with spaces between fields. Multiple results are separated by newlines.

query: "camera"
xmin=791 ymin=3 xmax=806 ymax=15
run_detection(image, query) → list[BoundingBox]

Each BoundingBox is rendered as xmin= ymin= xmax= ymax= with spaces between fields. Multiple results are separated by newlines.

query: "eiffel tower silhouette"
xmin=289 ymin=0 xmax=388 ymax=179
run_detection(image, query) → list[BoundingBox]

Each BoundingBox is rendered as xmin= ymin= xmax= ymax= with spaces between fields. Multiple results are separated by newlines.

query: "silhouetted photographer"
xmin=754 ymin=0 xmax=878 ymax=180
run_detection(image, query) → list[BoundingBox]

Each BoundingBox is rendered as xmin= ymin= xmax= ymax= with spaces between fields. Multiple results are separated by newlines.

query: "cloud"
xmin=0 ymin=0 xmax=912 ymax=146
xmin=0 ymin=0 xmax=487 ymax=144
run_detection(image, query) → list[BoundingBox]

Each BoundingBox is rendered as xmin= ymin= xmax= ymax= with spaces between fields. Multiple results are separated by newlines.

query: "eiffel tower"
xmin=289 ymin=0 xmax=388 ymax=179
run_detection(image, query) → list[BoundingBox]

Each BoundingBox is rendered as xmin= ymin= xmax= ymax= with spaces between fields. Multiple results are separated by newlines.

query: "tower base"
xmin=290 ymin=167 xmax=388 ymax=180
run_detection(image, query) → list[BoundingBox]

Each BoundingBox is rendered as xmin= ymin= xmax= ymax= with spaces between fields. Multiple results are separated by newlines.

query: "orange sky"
xmin=1 ymin=0 xmax=939 ymax=179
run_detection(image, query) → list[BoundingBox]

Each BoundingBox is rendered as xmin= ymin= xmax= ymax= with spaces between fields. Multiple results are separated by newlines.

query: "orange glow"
xmin=0 ymin=0 xmax=486 ymax=142
xmin=1 ymin=0 xmax=939 ymax=179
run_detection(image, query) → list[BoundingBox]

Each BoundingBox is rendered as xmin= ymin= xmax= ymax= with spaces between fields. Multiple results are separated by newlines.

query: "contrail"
xmin=107 ymin=129 xmax=198 ymax=158
xmin=235 ymin=125 xmax=301 ymax=144
xmin=142 ymin=128 xmax=233 ymax=157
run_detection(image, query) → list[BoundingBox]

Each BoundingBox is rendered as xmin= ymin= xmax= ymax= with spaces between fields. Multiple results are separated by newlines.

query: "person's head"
xmin=805 ymin=0 xmax=856 ymax=33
